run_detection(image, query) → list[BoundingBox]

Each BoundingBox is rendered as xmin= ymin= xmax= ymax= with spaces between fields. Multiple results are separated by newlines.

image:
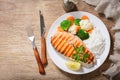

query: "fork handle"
xmin=41 ymin=36 xmax=48 ymax=65
xmin=33 ymin=47 xmax=45 ymax=75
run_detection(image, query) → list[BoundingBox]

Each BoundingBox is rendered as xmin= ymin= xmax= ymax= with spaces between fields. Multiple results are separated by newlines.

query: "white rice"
xmin=83 ymin=29 xmax=105 ymax=57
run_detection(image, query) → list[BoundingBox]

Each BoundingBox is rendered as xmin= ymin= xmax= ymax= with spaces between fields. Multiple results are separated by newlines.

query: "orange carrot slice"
xmin=81 ymin=15 xmax=89 ymax=20
xmin=66 ymin=16 xmax=74 ymax=24
xmin=57 ymin=26 xmax=64 ymax=32
xmin=76 ymin=26 xmax=81 ymax=32
xmin=87 ymin=27 xmax=94 ymax=33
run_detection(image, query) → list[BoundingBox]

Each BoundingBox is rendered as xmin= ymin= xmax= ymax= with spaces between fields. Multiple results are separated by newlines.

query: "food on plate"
xmin=81 ymin=15 xmax=89 ymax=20
xmin=60 ymin=15 xmax=91 ymax=40
xmin=80 ymin=19 xmax=93 ymax=31
xmin=66 ymin=16 xmax=74 ymax=24
xmin=84 ymin=29 xmax=105 ymax=56
xmin=51 ymin=31 xmax=95 ymax=67
xmin=66 ymin=61 xmax=81 ymax=71
xmin=50 ymin=15 xmax=105 ymax=71
xmin=60 ymin=20 xmax=71 ymax=31
xmin=68 ymin=18 xmax=81 ymax=34
xmin=74 ymin=19 xmax=81 ymax=26
xmin=68 ymin=25 xmax=80 ymax=34
xmin=79 ymin=15 xmax=93 ymax=32
xmin=77 ymin=29 xmax=89 ymax=40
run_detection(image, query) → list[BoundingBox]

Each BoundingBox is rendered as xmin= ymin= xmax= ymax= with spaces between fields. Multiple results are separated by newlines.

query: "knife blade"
xmin=39 ymin=10 xmax=48 ymax=65
xmin=40 ymin=11 xmax=45 ymax=37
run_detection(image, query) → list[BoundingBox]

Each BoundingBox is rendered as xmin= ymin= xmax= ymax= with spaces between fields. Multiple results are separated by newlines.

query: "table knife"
xmin=39 ymin=10 xmax=48 ymax=65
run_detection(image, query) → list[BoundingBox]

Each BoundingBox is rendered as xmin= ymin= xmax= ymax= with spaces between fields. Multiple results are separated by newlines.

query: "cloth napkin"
xmin=83 ymin=0 xmax=120 ymax=80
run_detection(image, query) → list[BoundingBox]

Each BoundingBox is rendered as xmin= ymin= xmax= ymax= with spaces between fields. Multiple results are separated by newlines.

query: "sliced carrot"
xmin=57 ymin=26 xmax=64 ymax=32
xmin=76 ymin=26 xmax=81 ymax=32
xmin=66 ymin=16 xmax=74 ymax=24
xmin=87 ymin=27 xmax=94 ymax=33
xmin=81 ymin=15 xmax=89 ymax=20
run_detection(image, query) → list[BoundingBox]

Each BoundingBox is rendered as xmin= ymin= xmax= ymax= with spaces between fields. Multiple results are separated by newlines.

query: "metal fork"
xmin=26 ymin=27 xmax=45 ymax=75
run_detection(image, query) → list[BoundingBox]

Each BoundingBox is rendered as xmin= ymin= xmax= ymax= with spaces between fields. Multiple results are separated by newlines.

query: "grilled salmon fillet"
xmin=51 ymin=30 xmax=95 ymax=67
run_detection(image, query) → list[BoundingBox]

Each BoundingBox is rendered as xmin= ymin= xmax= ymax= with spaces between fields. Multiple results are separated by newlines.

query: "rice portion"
xmin=83 ymin=29 xmax=105 ymax=57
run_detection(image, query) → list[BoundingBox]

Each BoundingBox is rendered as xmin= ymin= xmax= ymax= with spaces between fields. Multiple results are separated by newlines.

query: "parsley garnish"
xmin=75 ymin=46 xmax=84 ymax=53
xmin=72 ymin=45 xmax=90 ymax=63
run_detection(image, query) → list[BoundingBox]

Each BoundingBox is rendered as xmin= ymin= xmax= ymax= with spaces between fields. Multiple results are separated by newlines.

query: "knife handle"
xmin=41 ymin=36 xmax=48 ymax=65
xmin=33 ymin=47 xmax=45 ymax=75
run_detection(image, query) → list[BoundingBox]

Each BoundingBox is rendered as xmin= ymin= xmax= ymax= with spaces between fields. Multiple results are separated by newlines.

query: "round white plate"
xmin=46 ymin=11 xmax=110 ymax=74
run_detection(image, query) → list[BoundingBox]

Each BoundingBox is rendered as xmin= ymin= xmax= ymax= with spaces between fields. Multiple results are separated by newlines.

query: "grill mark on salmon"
xmin=51 ymin=32 xmax=62 ymax=47
xmin=64 ymin=45 xmax=73 ymax=55
xmin=57 ymin=33 xmax=70 ymax=52
xmin=54 ymin=33 xmax=64 ymax=48
xmin=51 ymin=31 xmax=95 ymax=65
xmin=66 ymin=39 xmax=77 ymax=57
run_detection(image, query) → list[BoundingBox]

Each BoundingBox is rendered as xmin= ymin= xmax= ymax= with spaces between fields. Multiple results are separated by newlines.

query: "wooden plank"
xmin=0 ymin=0 xmax=114 ymax=80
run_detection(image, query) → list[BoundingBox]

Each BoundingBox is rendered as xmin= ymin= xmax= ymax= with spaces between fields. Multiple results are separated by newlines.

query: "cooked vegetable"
xmin=80 ymin=19 xmax=93 ymax=31
xmin=57 ymin=26 xmax=64 ymax=32
xmin=74 ymin=19 xmax=81 ymax=26
xmin=81 ymin=15 xmax=89 ymax=20
xmin=77 ymin=29 xmax=89 ymax=40
xmin=66 ymin=16 xmax=74 ymax=23
xmin=60 ymin=20 xmax=71 ymax=31
xmin=68 ymin=25 xmax=81 ymax=34
xmin=76 ymin=26 xmax=81 ymax=32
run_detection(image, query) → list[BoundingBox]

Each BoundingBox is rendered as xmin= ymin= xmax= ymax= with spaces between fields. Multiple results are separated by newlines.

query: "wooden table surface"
xmin=0 ymin=0 xmax=115 ymax=80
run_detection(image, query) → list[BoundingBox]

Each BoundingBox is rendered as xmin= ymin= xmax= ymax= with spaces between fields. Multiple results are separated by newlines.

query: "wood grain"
xmin=0 ymin=0 xmax=115 ymax=80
